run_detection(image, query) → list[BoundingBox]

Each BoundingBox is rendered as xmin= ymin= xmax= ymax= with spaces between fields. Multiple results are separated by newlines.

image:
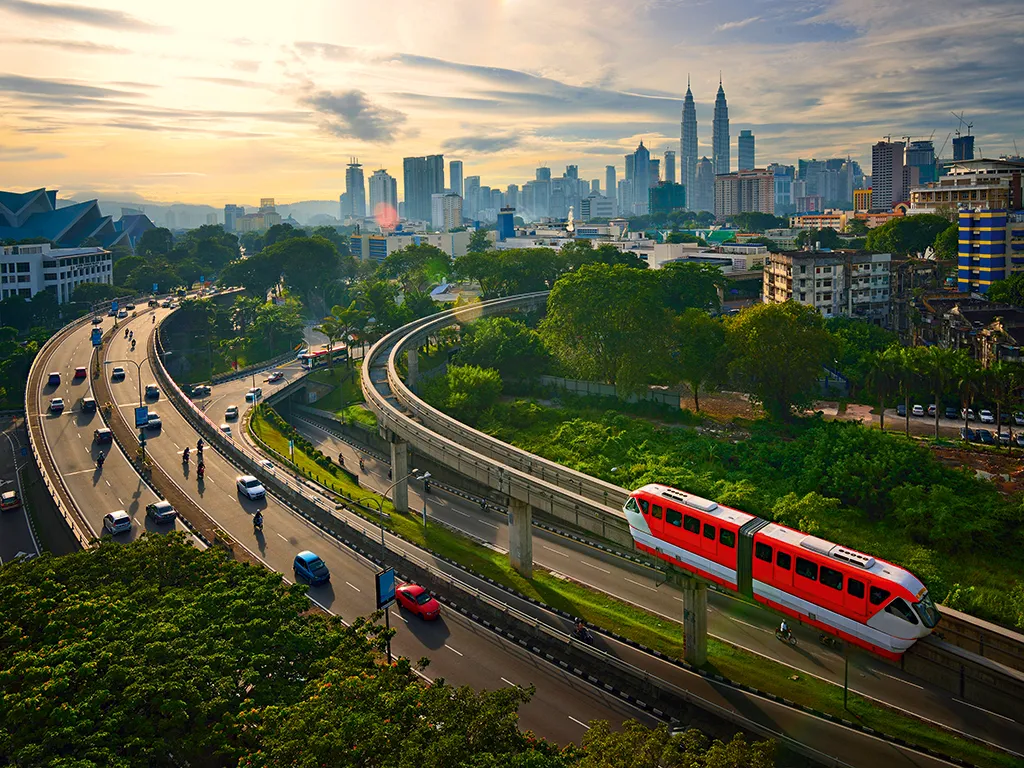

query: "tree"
xmin=865 ymin=213 xmax=951 ymax=256
xmin=468 ymin=228 xmax=491 ymax=253
xmin=264 ymin=222 xmax=306 ymax=247
xmin=795 ymin=227 xmax=841 ymax=250
xmin=846 ymin=219 xmax=870 ymax=236
xmin=725 ymin=302 xmax=836 ymax=420
xmin=931 ymin=223 xmax=956 ymax=262
xmin=668 ymin=309 xmax=727 ymax=411
xmin=541 ymin=264 xmax=672 ymax=396
xmin=665 ymin=231 xmax=708 ymax=246
xmin=986 ymin=273 xmax=1024 ymax=306
xmin=893 ymin=345 xmax=927 ymax=436
xmin=865 ymin=348 xmax=901 ymax=432
xmin=438 ymin=364 xmax=503 ymax=425
xmin=71 ymin=281 xmax=120 ymax=304
xmin=824 ymin=316 xmax=897 ymax=395
xmin=575 ymin=720 xmax=775 ymax=768
xmin=249 ymin=298 xmax=304 ymax=353
xmin=985 ymin=361 xmax=1024 ymax=446
xmin=113 ymin=254 xmax=146 ymax=284
xmin=272 ymin=236 xmax=345 ymax=318
xmin=956 ymin=354 xmax=983 ymax=437
xmin=731 ymin=212 xmax=788 ymax=232
xmin=918 ymin=346 xmax=964 ymax=437
xmin=378 ymin=243 xmax=451 ymax=292
xmin=458 ymin=317 xmax=549 ymax=384
xmin=136 ymin=227 xmax=174 ymax=256
xmin=660 ymin=262 xmax=725 ymax=314
xmin=455 ymin=248 xmax=568 ymax=298
xmin=311 ymin=225 xmax=350 ymax=254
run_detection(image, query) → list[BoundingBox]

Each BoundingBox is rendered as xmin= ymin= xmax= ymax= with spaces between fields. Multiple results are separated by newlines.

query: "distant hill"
xmin=59 ymin=196 xmax=342 ymax=229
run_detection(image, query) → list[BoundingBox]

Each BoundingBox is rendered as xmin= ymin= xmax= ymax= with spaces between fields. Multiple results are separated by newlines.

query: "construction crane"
xmin=951 ymin=111 xmax=973 ymax=138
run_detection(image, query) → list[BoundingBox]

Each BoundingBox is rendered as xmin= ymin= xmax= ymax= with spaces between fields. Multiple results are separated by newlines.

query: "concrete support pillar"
xmin=507 ymin=497 xmax=533 ymax=578
xmin=682 ymin=578 xmax=708 ymax=667
xmin=407 ymin=347 xmax=419 ymax=389
xmin=390 ymin=439 xmax=409 ymax=513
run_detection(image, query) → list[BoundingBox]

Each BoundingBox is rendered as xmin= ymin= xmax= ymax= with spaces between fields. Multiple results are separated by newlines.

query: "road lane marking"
xmin=277 ymin=533 xmax=287 ymax=541
xmin=345 ymin=581 xmax=361 ymax=592
xmin=390 ymin=611 xmax=407 ymax=623
xmin=624 ymin=577 xmax=658 ymax=591
xmin=729 ymin=617 xmax=767 ymax=632
xmin=568 ymin=716 xmax=590 ymax=729
xmin=63 ymin=468 xmax=98 ymax=477
xmin=953 ymin=698 xmax=1016 ymax=723
xmin=445 ymin=644 xmax=463 ymax=656
xmin=117 ymin=497 xmax=124 ymax=505
xmin=500 ymin=677 xmax=518 ymax=687
xmin=475 ymin=520 xmax=499 ymax=529
xmin=582 ymin=561 xmax=611 ymax=574
xmin=105 ymin=480 xmax=111 ymax=487
xmin=877 ymin=671 xmax=923 ymax=690
xmin=543 ymin=545 xmax=570 ymax=557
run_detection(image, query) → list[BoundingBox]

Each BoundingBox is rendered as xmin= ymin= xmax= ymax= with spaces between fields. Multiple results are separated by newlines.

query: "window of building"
xmin=719 ymin=529 xmax=735 ymax=547
xmin=17 ymin=275 xmax=30 ymax=283
xmin=18 ymin=288 xmax=30 ymax=297
xmin=0 ymin=264 xmax=6 ymax=273
xmin=776 ymin=551 xmax=791 ymax=570
xmin=651 ymin=504 xmax=663 ymax=520
xmin=16 ymin=262 xmax=30 ymax=273
xmin=847 ymin=578 xmax=865 ymax=598
xmin=869 ymin=586 xmax=891 ymax=606
xmin=666 ymin=508 xmax=682 ymax=527
xmin=820 ymin=565 xmax=843 ymax=590
xmin=703 ymin=523 xmax=716 ymax=540
xmin=795 ymin=557 xmax=818 ymax=581
xmin=683 ymin=515 xmax=701 ymax=534
xmin=755 ymin=542 xmax=773 ymax=562
xmin=43 ymin=273 xmax=56 ymax=281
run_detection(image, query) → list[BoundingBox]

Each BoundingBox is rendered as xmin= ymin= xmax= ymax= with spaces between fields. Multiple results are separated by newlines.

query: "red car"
xmin=74 ymin=366 xmax=87 ymax=379
xmin=395 ymin=583 xmax=441 ymax=620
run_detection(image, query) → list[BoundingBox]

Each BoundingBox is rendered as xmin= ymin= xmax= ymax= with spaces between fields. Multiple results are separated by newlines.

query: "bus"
xmin=298 ymin=347 xmax=347 ymax=370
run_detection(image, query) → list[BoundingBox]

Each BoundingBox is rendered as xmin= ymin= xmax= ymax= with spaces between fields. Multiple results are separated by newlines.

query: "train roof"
xmin=637 ymin=484 xmax=757 ymax=527
xmin=758 ymin=523 xmax=925 ymax=596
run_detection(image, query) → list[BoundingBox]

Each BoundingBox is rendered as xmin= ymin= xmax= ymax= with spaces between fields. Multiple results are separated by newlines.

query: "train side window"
xmin=666 ymin=508 xmax=682 ymax=527
xmin=683 ymin=515 xmax=701 ymax=534
xmin=755 ymin=542 xmax=773 ymax=562
xmin=776 ymin=551 xmax=792 ymax=570
xmin=651 ymin=504 xmax=663 ymax=520
xmin=795 ymin=557 xmax=818 ymax=581
xmin=820 ymin=565 xmax=843 ymax=590
xmin=869 ymin=586 xmax=891 ymax=606
xmin=719 ymin=529 xmax=735 ymax=548
xmin=847 ymin=578 xmax=865 ymax=598
xmin=884 ymin=597 xmax=919 ymax=625
xmin=703 ymin=523 xmax=716 ymax=540
xmin=638 ymin=498 xmax=649 ymax=514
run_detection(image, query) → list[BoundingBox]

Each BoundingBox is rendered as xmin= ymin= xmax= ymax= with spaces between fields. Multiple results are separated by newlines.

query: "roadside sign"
xmin=288 ymin=439 xmax=294 ymax=460
xmin=200 ymin=275 xmax=204 ymax=284
xmin=134 ymin=406 xmax=149 ymax=427
xmin=111 ymin=300 xmax=118 ymax=312
xmin=375 ymin=567 xmax=396 ymax=610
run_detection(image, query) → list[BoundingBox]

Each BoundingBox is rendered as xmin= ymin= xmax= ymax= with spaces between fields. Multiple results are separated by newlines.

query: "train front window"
xmin=884 ymin=597 xmax=919 ymax=625
xmin=624 ymin=498 xmax=640 ymax=516
xmin=913 ymin=591 xmax=940 ymax=628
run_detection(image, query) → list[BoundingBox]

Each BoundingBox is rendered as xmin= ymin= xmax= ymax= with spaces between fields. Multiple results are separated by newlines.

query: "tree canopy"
xmin=864 ymin=214 xmax=951 ymax=256
xmin=457 ymin=316 xmax=549 ymax=384
xmin=987 ymin=273 xmax=1024 ymax=305
xmin=731 ymin=212 xmax=789 ymax=232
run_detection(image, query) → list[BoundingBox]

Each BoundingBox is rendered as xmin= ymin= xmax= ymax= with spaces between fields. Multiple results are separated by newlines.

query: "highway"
xmin=285 ymin=411 xmax=1024 ymax=757
xmin=0 ymin=417 xmax=39 ymax=563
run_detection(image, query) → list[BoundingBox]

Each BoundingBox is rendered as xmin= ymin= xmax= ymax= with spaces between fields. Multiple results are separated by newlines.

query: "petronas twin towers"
xmin=680 ymin=75 xmax=730 ymax=213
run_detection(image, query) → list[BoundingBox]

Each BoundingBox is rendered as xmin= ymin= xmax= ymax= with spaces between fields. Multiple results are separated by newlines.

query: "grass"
xmin=305 ymin=363 xmax=378 ymax=428
xmin=248 ymin=406 xmax=1017 ymax=768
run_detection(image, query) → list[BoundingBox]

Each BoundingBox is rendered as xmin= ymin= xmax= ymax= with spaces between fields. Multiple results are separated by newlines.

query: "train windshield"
xmin=913 ymin=591 xmax=940 ymax=628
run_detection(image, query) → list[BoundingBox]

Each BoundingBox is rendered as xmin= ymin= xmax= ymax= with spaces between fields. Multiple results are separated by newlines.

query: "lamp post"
xmin=105 ymin=357 xmax=147 ymax=464
xmin=363 ymin=468 xmax=431 ymax=561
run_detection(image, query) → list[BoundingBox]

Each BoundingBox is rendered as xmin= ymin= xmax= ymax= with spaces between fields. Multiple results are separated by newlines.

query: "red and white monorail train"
xmin=623 ymin=484 xmax=940 ymax=659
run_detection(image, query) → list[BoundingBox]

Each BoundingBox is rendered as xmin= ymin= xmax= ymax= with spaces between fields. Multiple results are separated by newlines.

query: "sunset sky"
xmin=1 ymin=0 xmax=1021 ymax=206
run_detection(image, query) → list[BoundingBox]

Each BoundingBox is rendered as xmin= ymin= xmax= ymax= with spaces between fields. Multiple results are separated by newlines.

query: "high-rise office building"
xmin=565 ymin=165 xmax=579 ymax=180
xmin=368 ymin=169 xmax=398 ymax=218
xmin=402 ymin=154 xmax=445 ymax=221
xmin=591 ymin=179 xmax=601 ymax=194
xmin=431 ymin=193 xmax=463 ymax=232
xmin=904 ymin=140 xmax=936 ymax=186
xmin=738 ymin=130 xmax=755 ymax=171
xmin=650 ymin=158 xmax=661 ymax=185
xmin=663 ymin=150 xmax=676 ymax=185
xmin=223 ymin=204 xmax=244 ymax=232
xmin=605 ymin=165 xmax=616 ymax=207
xmin=449 ymin=160 xmax=464 ymax=198
xmin=490 ymin=188 xmax=503 ymax=211
xmin=630 ymin=141 xmax=651 ymax=215
xmin=871 ymin=139 xmax=906 ymax=211
xmin=505 ymin=184 xmax=519 ymax=210
xmin=693 ymin=156 xmax=715 ymax=213
xmin=463 ymin=176 xmax=481 ymax=218
xmin=953 ymin=134 xmax=975 ymax=162
xmin=714 ymin=168 xmax=775 ymax=218
xmin=680 ymin=77 xmax=698 ymax=207
xmin=536 ymin=167 xmax=551 ymax=182
xmin=712 ymin=77 xmax=730 ymax=177
xmin=343 ymin=158 xmax=366 ymax=219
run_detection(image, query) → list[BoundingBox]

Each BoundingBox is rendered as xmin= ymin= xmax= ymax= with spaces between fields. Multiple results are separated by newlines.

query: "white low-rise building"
xmin=1 ymin=243 xmax=112 ymax=303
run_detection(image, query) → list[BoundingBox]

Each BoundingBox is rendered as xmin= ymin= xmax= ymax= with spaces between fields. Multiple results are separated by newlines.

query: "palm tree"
xmin=956 ymin=355 xmax=983 ymax=439
xmin=987 ymin=361 xmax=1024 ymax=449
xmin=314 ymin=315 xmax=344 ymax=372
xmin=919 ymin=346 xmax=963 ymax=438
xmin=891 ymin=345 xmax=923 ymax=436
xmin=865 ymin=348 xmax=900 ymax=432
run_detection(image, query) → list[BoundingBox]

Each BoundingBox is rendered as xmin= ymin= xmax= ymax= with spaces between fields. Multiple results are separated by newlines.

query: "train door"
xmin=737 ymin=519 xmax=770 ymax=597
xmin=844 ymin=574 xmax=868 ymax=619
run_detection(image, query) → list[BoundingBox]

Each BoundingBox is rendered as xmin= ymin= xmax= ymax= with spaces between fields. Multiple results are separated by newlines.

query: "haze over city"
xmin=1 ymin=0 xmax=1021 ymax=205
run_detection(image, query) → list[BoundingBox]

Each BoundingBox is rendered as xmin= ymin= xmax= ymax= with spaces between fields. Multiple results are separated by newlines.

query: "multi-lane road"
xmin=32 ymin=306 xmax=1017 ymax=765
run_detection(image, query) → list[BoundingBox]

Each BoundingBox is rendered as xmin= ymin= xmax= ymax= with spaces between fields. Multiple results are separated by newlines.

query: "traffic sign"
xmin=134 ymin=406 xmax=150 ymax=427
xmin=153 ymin=283 xmax=159 ymax=293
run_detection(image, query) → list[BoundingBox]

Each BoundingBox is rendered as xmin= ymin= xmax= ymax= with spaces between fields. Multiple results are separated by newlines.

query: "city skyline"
xmin=1 ymin=0 xmax=1021 ymax=205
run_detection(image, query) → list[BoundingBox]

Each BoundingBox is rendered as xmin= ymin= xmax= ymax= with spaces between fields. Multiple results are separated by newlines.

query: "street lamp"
xmin=362 ymin=468 xmax=431 ymax=561
xmin=105 ymin=357 xmax=146 ymax=463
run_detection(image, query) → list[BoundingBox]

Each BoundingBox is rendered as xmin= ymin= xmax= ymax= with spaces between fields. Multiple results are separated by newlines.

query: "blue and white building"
xmin=958 ymin=209 xmax=1024 ymax=293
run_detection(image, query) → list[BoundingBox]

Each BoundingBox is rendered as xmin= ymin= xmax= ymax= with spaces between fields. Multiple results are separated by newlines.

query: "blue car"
xmin=293 ymin=550 xmax=330 ymax=585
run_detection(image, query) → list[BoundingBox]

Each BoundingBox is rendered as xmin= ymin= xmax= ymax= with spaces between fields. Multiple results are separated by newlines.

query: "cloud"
xmin=11 ymin=37 xmax=129 ymax=53
xmin=715 ymin=16 xmax=761 ymax=32
xmin=0 ymin=74 xmax=139 ymax=99
xmin=300 ymin=89 xmax=407 ymax=142
xmin=0 ymin=0 xmax=162 ymax=30
xmin=186 ymin=76 xmax=265 ymax=89
xmin=0 ymin=145 xmax=65 ymax=161
xmin=442 ymin=135 xmax=521 ymax=153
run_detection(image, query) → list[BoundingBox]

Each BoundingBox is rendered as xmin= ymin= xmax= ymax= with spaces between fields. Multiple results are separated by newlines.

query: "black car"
xmin=960 ymin=427 xmax=976 ymax=441
xmin=896 ymin=403 xmax=907 ymax=417
xmin=944 ymin=406 xmax=958 ymax=419
xmin=93 ymin=427 xmax=113 ymax=444
xmin=977 ymin=429 xmax=995 ymax=445
xmin=81 ymin=397 xmax=97 ymax=413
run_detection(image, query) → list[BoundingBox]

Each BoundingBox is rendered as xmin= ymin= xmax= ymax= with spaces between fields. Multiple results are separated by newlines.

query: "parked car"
xmin=103 ymin=510 xmax=132 ymax=535
xmin=944 ymin=406 xmax=959 ymax=420
xmin=927 ymin=404 xmax=936 ymax=417
xmin=1001 ymin=412 xmax=1012 ymax=424
xmin=81 ymin=397 xmax=97 ymax=413
xmin=1015 ymin=412 xmax=1024 ymax=426
xmin=236 ymin=475 xmax=266 ymax=500
xmin=395 ymin=583 xmax=441 ymax=620
xmin=111 ymin=366 xmax=126 ymax=380
xmin=220 ymin=423 xmax=232 ymax=437
xmin=999 ymin=431 xmax=1012 ymax=445
xmin=146 ymin=500 xmax=177 ymax=523
xmin=896 ymin=404 xmax=907 ymax=417
xmin=145 ymin=383 xmax=160 ymax=399
xmin=960 ymin=427 xmax=976 ymax=442
xmin=225 ymin=405 xmax=239 ymax=420
xmin=293 ymin=551 xmax=330 ymax=585
xmin=0 ymin=490 xmax=21 ymax=511
xmin=49 ymin=398 xmax=64 ymax=413
xmin=93 ymin=427 xmax=113 ymax=444
xmin=245 ymin=387 xmax=262 ymax=402
xmin=912 ymin=404 xmax=925 ymax=417
xmin=1016 ymin=434 xmax=1024 ymax=448
xmin=267 ymin=371 xmax=284 ymax=383
xmin=962 ymin=408 xmax=976 ymax=421
xmin=979 ymin=409 xmax=995 ymax=423
xmin=47 ymin=371 xmax=60 ymax=386
xmin=977 ymin=429 xmax=996 ymax=445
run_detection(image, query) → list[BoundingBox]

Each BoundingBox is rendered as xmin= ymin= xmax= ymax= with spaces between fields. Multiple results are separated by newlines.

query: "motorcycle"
xmin=182 ymin=448 xmax=190 ymax=464
xmin=131 ymin=340 xmax=136 ymax=351
xmin=358 ymin=458 xmax=365 ymax=472
xmin=775 ymin=628 xmax=798 ymax=646
xmin=572 ymin=622 xmax=594 ymax=644
xmin=818 ymin=632 xmax=842 ymax=651
xmin=253 ymin=515 xmax=264 ymax=532
xmin=96 ymin=453 xmax=105 ymax=469
xmin=197 ymin=463 xmax=205 ymax=480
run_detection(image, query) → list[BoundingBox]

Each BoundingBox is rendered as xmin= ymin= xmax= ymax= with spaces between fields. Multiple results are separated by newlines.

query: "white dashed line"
xmin=624 ymin=577 xmax=658 ymax=591
xmin=445 ymin=644 xmax=463 ymax=656
xmin=877 ymin=672 xmax=923 ymax=690
xmin=476 ymin=520 xmax=499 ymax=529
xmin=728 ymin=617 xmax=765 ymax=631
xmin=542 ymin=545 xmax=570 ymax=557
xmin=391 ymin=611 xmax=407 ymax=623
xmin=500 ymin=677 xmax=518 ymax=687
xmin=345 ymin=581 xmax=361 ymax=592
xmin=277 ymin=533 xmax=287 ymax=541
xmin=117 ymin=497 xmax=123 ymax=505
xmin=568 ymin=716 xmax=590 ymax=729
xmin=105 ymin=480 xmax=111 ymax=487
xmin=582 ymin=561 xmax=610 ymax=574
xmin=954 ymin=699 xmax=1016 ymax=722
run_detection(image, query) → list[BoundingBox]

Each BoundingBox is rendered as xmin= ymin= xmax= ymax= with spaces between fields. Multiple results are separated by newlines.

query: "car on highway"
xmin=145 ymin=383 xmax=160 ymax=399
xmin=980 ymin=409 xmax=995 ymax=423
xmin=117 ymin=309 xmax=128 ymax=319
xmin=108 ymin=308 xmax=117 ymax=316
xmin=125 ymin=303 xmax=136 ymax=310
xmin=111 ymin=367 xmax=126 ymax=380
xmin=145 ymin=413 xmax=162 ymax=430
xmin=161 ymin=300 xmax=172 ymax=308
xmin=911 ymin=404 xmax=925 ymax=417
xmin=49 ymin=397 xmax=64 ymax=413
xmin=259 ymin=459 xmax=274 ymax=472
xmin=236 ymin=475 xmax=266 ymax=500
xmin=267 ymin=371 xmax=284 ymax=383
xmin=74 ymin=366 xmax=87 ymax=379
xmin=146 ymin=500 xmax=177 ymax=524
xmin=93 ymin=427 xmax=113 ymax=444
xmin=47 ymin=371 xmax=60 ymax=386
xmin=148 ymin=299 xmax=159 ymax=307
xmin=220 ymin=423 xmax=232 ymax=437
xmin=395 ymin=583 xmax=441 ymax=620
xmin=224 ymin=405 xmax=238 ymax=420
xmin=91 ymin=316 xmax=103 ymax=325
xmin=190 ymin=384 xmax=211 ymax=398
xmin=0 ymin=490 xmax=21 ymax=511
xmin=103 ymin=510 xmax=132 ymax=535
xmin=245 ymin=387 xmax=262 ymax=402
xmin=293 ymin=550 xmax=330 ymax=585
xmin=82 ymin=396 xmax=97 ymax=413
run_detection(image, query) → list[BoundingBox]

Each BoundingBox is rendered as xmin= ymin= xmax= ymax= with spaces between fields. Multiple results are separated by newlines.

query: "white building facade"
xmin=1 ymin=243 xmax=112 ymax=304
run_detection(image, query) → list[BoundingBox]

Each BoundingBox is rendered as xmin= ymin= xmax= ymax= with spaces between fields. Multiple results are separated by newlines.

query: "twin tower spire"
xmin=680 ymin=74 xmax=730 ymax=207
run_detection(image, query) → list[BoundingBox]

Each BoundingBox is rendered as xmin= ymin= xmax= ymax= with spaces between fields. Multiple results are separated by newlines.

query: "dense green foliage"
xmin=795 ymin=228 xmax=841 ymax=249
xmin=730 ymin=212 xmax=789 ymax=232
xmin=824 ymin=316 xmax=897 ymax=394
xmin=865 ymin=214 xmax=951 ymax=256
xmin=119 ymin=224 xmax=241 ymax=292
xmin=456 ymin=317 xmax=549 ymax=385
xmin=422 ymin=364 xmax=503 ymax=425
xmin=667 ymin=309 xmax=727 ymax=411
xmin=987 ymin=272 xmax=1024 ymax=305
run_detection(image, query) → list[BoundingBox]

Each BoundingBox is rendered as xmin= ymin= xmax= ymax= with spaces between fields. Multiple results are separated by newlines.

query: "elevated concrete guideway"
xmin=361 ymin=291 xmax=712 ymax=663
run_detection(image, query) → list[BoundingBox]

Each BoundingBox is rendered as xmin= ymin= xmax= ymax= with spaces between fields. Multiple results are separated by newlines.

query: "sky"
xmin=0 ymin=0 xmax=1021 ymax=206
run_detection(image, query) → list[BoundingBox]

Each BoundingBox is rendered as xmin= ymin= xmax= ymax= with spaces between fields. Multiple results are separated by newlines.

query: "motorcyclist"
xmin=96 ymin=451 xmax=105 ymax=468
xmin=182 ymin=446 xmax=190 ymax=463
xmin=152 ymin=315 xmax=155 ymax=324
xmin=574 ymin=618 xmax=591 ymax=641
xmin=197 ymin=438 xmax=204 ymax=450
xmin=131 ymin=339 xmax=136 ymax=350
xmin=124 ymin=329 xmax=129 ymax=338
xmin=197 ymin=461 xmax=205 ymax=479
xmin=338 ymin=453 xmax=345 ymax=467
xmin=358 ymin=457 xmax=365 ymax=472
xmin=779 ymin=620 xmax=790 ymax=640
xmin=253 ymin=511 xmax=264 ymax=530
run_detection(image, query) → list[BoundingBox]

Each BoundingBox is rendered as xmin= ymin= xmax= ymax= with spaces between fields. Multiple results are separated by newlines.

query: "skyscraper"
xmin=693 ymin=156 xmax=715 ymax=213
xmin=605 ymin=166 xmax=616 ymax=211
xmin=464 ymin=175 xmax=481 ymax=218
xmin=663 ymin=150 xmax=676 ymax=185
xmin=871 ymin=139 xmax=906 ymax=211
xmin=449 ymin=160 xmax=464 ymax=198
xmin=344 ymin=158 xmax=366 ymax=219
xmin=713 ymin=77 xmax=730 ymax=177
xmin=591 ymin=179 xmax=601 ymax=194
xmin=650 ymin=158 xmax=660 ymax=185
xmin=223 ymin=204 xmax=244 ymax=233
xmin=630 ymin=141 xmax=651 ymax=215
xmin=680 ymin=76 xmax=698 ymax=207
xmin=738 ymin=130 xmax=755 ymax=171
xmin=505 ymin=184 xmax=519 ymax=210
xmin=402 ymin=154 xmax=445 ymax=221
xmin=368 ymin=169 xmax=398 ymax=217
xmin=536 ymin=167 xmax=551 ymax=182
